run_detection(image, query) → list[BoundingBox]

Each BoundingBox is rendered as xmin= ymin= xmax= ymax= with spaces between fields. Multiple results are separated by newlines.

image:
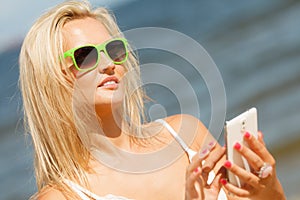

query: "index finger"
xmin=187 ymin=148 xmax=210 ymax=175
xmin=244 ymin=132 xmax=275 ymax=165
xmin=202 ymin=146 xmax=226 ymax=173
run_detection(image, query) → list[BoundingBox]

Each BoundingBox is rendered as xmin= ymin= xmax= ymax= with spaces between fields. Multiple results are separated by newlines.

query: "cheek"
xmin=77 ymin=72 xmax=96 ymax=87
xmin=115 ymin=65 xmax=127 ymax=83
xmin=74 ymin=72 xmax=98 ymax=102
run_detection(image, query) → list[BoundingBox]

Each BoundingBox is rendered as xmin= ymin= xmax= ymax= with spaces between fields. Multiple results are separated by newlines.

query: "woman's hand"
xmin=185 ymin=144 xmax=226 ymax=200
xmin=221 ymin=131 xmax=286 ymax=200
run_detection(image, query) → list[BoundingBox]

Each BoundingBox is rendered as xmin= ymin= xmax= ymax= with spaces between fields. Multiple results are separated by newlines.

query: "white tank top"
xmin=65 ymin=119 xmax=227 ymax=200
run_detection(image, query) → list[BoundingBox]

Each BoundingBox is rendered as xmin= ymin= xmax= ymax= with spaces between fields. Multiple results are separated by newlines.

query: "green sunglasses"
xmin=63 ymin=38 xmax=128 ymax=72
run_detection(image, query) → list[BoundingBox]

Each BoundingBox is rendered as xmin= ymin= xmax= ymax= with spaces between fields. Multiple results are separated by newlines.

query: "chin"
xmin=94 ymin=94 xmax=124 ymax=108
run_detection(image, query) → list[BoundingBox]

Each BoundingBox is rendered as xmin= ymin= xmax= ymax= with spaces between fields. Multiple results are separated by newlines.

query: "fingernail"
xmin=258 ymin=130 xmax=264 ymax=138
xmin=220 ymin=178 xmax=227 ymax=185
xmin=234 ymin=142 xmax=242 ymax=150
xmin=208 ymin=141 xmax=216 ymax=148
xmin=224 ymin=160 xmax=232 ymax=168
xmin=199 ymin=148 xmax=209 ymax=158
xmin=201 ymin=148 xmax=208 ymax=154
xmin=194 ymin=167 xmax=199 ymax=173
xmin=244 ymin=132 xmax=251 ymax=139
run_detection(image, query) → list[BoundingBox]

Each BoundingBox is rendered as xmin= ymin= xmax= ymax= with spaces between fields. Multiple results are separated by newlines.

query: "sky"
xmin=0 ymin=0 xmax=130 ymax=53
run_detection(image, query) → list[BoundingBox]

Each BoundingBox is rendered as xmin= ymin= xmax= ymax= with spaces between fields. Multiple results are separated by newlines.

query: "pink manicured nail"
xmin=194 ymin=167 xmax=199 ymax=173
xmin=224 ymin=160 xmax=232 ymax=168
xmin=258 ymin=130 xmax=264 ymax=138
xmin=220 ymin=178 xmax=227 ymax=185
xmin=208 ymin=141 xmax=215 ymax=147
xmin=202 ymin=148 xmax=208 ymax=154
xmin=199 ymin=148 xmax=209 ymax=158
xmin=244 ymin=132 xmax=251 ymax=139
xmin=234 ymin=142 xmax=242 ymax=150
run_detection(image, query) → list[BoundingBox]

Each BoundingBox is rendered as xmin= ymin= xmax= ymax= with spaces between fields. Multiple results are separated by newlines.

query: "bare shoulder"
xmin=163 ymin=114 xmax=209 ymax=151
xmin=164 ymin=114 xmax=204 ymax=125
xmin=36 ymin=187 xmax=67 ymax=200
xmin=164 ymin=114 xmax=207 ymax=133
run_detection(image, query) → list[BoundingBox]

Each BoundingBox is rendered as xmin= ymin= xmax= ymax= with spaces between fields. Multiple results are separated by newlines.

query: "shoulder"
xmin=162 ymin=114 xmax=209 ymax=151
xmin=164 ymin=114 xmax=204 ymax=125
xmin=164 ymin=114 xmax=207 ymax=133
xmin=36 ymin=187 xmax=67 ymax=200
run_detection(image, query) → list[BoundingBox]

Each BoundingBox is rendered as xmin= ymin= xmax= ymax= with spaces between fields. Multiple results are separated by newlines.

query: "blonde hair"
xmin=19 ymin=0 xmax=146 ymax=198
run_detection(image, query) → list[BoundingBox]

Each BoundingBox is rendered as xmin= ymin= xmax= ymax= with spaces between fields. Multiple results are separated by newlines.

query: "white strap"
xmin=155 ymin=119 xmax=190 ymax=151
xmin=64 ymin=180 xmax=133 ymax=200
xmin=64 ymin=179 xmax=103 ymax=200
xmin=155 ymin=119 xmax=197 ymax=162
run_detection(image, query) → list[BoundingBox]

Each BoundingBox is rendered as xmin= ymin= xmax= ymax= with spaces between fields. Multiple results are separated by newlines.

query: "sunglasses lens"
xmin=74 ymin=46 xmax=98 ymax=70
xmin=106 ymin=40 xmax=127 ymax=63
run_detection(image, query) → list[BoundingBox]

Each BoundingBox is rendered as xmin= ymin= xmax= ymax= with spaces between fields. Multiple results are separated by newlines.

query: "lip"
xmin=98 ymin=76 xmax=119 ymax=88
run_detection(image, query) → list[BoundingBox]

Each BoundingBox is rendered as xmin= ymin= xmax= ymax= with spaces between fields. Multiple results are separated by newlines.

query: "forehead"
xmin=62 ymin=17 xmax=111 ymax=50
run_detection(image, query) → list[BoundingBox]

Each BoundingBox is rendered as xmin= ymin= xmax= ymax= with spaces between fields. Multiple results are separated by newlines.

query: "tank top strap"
xmin=64 ymin=179 xmax=133 ymax=200
xmin=64 ymin=179 xmax=102 ymax=200
xmin=155 ymin=119 xmax=197 ymax=162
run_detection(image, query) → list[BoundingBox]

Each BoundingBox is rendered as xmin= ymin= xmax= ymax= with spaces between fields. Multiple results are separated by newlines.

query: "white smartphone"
xmin=224 ymin=107 xmax=258 ymax=187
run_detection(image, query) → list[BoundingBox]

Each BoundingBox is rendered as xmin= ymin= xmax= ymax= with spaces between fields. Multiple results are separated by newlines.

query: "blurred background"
xmin=1 ymin=0 xmax=299 ymax=199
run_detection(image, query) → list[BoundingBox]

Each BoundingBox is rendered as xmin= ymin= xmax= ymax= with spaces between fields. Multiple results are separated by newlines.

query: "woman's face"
xmin=62 ymin=17 xmax=126 ymax=114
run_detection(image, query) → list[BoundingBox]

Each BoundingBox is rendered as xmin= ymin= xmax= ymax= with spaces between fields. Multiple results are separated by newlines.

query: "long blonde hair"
xmin=19 ymin=0 xmax=146 ymax=198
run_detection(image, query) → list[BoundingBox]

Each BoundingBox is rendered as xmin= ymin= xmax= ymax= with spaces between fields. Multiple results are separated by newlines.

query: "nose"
xmin=97 ymin=52 xmax=115 ymax=75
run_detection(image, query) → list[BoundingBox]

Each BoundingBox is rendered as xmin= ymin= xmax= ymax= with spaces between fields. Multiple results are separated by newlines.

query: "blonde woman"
xmin=19 ymin=1 xmax=285 ymax=199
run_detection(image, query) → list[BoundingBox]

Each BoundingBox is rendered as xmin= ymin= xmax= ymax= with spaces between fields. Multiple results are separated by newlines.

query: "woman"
xmin=19 ymin=1 xmax=285 ymax=199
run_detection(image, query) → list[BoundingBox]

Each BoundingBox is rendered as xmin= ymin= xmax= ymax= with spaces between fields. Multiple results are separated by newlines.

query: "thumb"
xmin=209 ymin=167 xmax=226 ymax=191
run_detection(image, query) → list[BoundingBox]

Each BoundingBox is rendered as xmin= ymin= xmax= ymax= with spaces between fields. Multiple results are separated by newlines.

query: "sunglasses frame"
xmin=63 ymin=37 xmax=128 ymax=72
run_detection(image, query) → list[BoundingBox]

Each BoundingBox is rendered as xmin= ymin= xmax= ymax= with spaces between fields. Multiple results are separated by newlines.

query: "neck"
xmin=100 ymin=113 xmax=123 ymax=138
xmin=96 ymin=106 xmax=131 ymax=149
